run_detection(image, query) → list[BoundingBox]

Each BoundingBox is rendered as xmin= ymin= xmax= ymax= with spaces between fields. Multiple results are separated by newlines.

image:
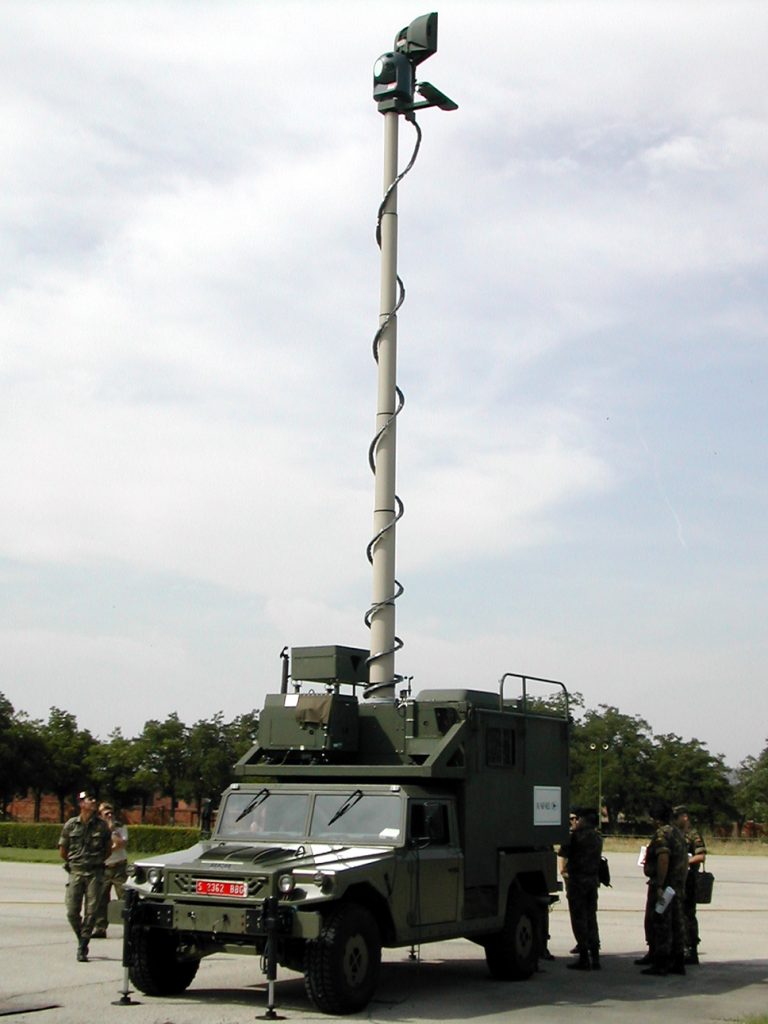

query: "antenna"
xmin=365 ymin=13 xmax=457 ymax=699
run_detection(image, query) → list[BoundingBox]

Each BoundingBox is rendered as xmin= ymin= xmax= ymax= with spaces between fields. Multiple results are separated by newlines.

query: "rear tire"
xmin=129 ymin=926 xmax=200 ymax=996
xmin=484 ymin=892 xmax=539 ymax=981
xmin=304 ymin=903 xmax=381 ymax=1014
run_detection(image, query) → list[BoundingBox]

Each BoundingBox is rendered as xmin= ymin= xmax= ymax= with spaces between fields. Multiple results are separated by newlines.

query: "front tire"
xmin=304 ymin=903 xmax=381 ymax=1014
xmin=484 ymin=892 xmax=540 ymax=981
xmin=129 ymin=926 xmax=200 ymax=996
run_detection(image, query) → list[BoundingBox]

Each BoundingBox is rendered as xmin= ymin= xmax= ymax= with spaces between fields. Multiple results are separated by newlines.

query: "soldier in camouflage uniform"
xmin=58 ymin=790 xmax=112 ymax=961
xmin=637 ymin=799 xmax=688 ymax=976
xmin=674 ymin=804 xmax=707 ymax=964
xmin=559 ymin=808 xmax=603 ymax=970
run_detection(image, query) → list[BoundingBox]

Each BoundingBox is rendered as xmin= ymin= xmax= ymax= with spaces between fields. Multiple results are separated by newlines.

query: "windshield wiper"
xmin=326 ymin=790 xmax=363 ymax=827
xmin=234 ymin=788 xmax=269 ymax=823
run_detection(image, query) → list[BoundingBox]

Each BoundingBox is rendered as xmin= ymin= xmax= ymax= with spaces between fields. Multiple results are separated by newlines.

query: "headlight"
xmin=278 ymin=874 xmax=295 ymax=895
xmin=147 ymin=867 xmax=164 ymax=887
xmin=295 ymin=869 xmax=335 ymax=893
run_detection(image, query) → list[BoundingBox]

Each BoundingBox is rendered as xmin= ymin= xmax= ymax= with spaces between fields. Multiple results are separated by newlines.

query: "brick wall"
xmin=7 ymin=790 xmax=201 ymax=826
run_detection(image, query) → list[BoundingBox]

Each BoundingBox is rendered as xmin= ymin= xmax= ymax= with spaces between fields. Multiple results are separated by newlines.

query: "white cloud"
xmin=0 ymin=1 xmax=766 ymax=764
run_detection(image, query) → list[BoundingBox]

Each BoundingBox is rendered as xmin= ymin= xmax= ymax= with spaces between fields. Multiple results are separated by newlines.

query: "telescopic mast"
xmin=366 ymin=12 xmax=457 ymax=698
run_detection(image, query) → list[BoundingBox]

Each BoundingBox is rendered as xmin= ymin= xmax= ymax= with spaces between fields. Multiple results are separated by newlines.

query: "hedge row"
xmin=0 ymin=822 xmax=201 ymax=854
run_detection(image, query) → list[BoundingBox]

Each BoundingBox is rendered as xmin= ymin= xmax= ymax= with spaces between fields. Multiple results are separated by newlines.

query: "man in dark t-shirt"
xmin=560 ymin=808 xmax=603 ymax=970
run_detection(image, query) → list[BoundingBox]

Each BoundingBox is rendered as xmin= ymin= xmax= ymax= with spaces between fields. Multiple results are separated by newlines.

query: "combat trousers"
xmin=672 ymin=883 xmax=687 ymax=954
xmin=683 ymin=872 xmax=700 ymax=950
xmin=645 ymin=882 xmax=686 ymax=965
xmin=567 ymin=882 xmax=600 ymax=953
xmin=65 ymin=868 xmax=104 ymax=942
xmin=94 ymin=860 xmax=128 ymax=932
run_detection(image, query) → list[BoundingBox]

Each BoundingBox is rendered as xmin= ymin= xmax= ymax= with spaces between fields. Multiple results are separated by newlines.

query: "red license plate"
xmin=195 ymin=879 xmax=247 ymax=898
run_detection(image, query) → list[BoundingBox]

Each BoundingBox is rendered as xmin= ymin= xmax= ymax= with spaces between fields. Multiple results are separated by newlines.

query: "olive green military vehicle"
xmin=123 ymin=20 xmax=571 ymax=1007
xmin=124 ymin=645 xmax=569 ymax=1014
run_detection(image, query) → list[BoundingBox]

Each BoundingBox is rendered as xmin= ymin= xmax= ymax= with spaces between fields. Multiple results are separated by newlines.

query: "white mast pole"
xmin=368 ymin=109 xmax=400 ymax=697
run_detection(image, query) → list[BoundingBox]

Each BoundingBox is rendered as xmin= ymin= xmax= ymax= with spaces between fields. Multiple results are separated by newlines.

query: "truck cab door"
xmin=408 ymin=800 xmax=461 ymax=925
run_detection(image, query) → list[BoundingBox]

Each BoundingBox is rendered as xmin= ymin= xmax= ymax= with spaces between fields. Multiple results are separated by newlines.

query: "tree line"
xmin=566 ymin=699 xmax=756 ymax=830
xmin=0 ymin=692 xmax=258 ymax=824
xmin=1 ymin=690 xmax=764 ymax=829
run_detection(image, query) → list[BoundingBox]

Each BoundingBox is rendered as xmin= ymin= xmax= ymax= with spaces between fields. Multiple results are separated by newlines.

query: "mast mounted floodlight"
xmin=372 ymin=11 xmax=457 ymax=115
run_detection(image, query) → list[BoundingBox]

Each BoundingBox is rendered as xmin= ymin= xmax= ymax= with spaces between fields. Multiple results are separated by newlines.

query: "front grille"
xmin=248 ymin=877 xmax=267 ymax=897
xmin=169 ymin=872 xmax=195 ymax=895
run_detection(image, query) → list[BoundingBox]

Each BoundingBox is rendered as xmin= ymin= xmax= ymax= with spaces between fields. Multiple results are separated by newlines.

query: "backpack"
xmin=599 ymin=855 xmax=611 ymax=887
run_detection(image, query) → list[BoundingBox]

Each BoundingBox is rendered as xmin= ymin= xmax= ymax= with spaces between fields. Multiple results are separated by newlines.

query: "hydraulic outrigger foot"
xmin=256 ymin=977 xmax=286 ymax=1020
xmin=111 ymin=965 xmax=140 ymax=1006
xmin=256 ymin=899 xmax=286 ymax=1020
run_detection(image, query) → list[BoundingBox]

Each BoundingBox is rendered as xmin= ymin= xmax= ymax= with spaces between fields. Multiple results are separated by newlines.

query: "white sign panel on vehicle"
xmin=533 ymin=786 xmax=562 ymax=826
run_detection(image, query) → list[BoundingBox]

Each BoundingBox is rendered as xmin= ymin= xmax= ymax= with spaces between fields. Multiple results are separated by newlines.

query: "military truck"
xmin=121 ymin=13 xmax=572 ymax=1014
xmin=123 ymin=645 xmax=569 ymax=1014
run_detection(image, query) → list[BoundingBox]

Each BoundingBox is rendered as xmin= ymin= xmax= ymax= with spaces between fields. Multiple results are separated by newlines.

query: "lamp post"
xmin=590 ymin=742 xmax=609 ymax=824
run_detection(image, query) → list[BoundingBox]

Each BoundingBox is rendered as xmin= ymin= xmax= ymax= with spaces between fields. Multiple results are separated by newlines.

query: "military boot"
xmin=77 ymin=939 xmax=89 ymax=962
xmin=668 ymin=953 xmax=686 ymax=975
xmin=641 ymin=956 xmax=668 ymax=976
xmin=566 ymin=951 xmax=591 ymax=971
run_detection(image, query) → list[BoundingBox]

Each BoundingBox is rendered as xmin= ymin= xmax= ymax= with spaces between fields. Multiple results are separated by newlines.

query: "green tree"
xmin=13 ymin=713 xmax=50 ymax=821
xmin=87 ymin=728 xmax=146 ymax=813
xmin=130 ymin=760 xmax=159 ymax=824
xmin=0 ymin=694 xmax=20 ymax=817
xmin=570 ymin=705 xmax=656 ymax=826
xmin=227 ymin=711 xmax=260 ymax=760
xmin=734 ymin=742 xmax=768 ymax=825
xmin=42 ymin=708 xmax=95 ymax=821
xmin=652 ymin=733 xmax=735 ymax=828
xmin=0 ymin=698 xmax=51 ymax=819
xmin=137 ymin=714 xmax=190 ymax=825
xmin=182 ymin=710 xmax=260 ymax=819
xmin=184 ymin=713 xmax=234 ymax=817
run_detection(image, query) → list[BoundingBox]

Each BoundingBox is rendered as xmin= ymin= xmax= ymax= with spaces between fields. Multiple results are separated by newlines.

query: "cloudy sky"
xmin=2 ymin=1 xmax=766 ymax=767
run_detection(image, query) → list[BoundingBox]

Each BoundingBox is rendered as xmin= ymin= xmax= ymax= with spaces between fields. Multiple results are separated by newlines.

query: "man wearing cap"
xmin=559 ymin=808 xmax=603 ymax=970
xmin=637 ymin=799 xmax=688 ymax=977
xmin=674 ymin=804 xmax=707 ymax=964
xmin=58 ymin=791 xmax=112 ymax=961
xmin=92 ymin=802 xmax=129 ymax=939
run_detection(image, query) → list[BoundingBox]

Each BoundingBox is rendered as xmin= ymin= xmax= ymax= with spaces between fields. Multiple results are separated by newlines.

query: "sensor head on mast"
xmin=373 ymin=52 xmax=415 ymax=112
xmin=394 ymin=12 xmax=438 ymax=65
xmin=373 ymin=12 xmax=457 ymax=115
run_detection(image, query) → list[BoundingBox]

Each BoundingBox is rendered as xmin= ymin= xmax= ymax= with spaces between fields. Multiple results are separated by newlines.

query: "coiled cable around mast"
xmin=364 ymin=115 xmax=423 ymax=693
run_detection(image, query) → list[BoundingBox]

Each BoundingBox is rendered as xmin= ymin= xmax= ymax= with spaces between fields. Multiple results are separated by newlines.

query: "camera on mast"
xmin=372 ymin=12 xmax=457 ymax=115
xmin=394 ymin=12 xmax=438 ymax=64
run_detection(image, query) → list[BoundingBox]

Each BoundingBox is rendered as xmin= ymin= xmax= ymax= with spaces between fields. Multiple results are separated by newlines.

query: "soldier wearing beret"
xmin=674 ymin=804 xmax=707 ymax=964
xmin=58 ymin=790 xmax=112 ymax=961
xmin=637 ymin=799 xmax=688 ymax=976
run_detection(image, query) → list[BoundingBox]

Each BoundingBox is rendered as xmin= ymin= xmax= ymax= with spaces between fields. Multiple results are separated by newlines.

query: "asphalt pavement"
xmin=1 ymin=851 xmax=766 ymax=1023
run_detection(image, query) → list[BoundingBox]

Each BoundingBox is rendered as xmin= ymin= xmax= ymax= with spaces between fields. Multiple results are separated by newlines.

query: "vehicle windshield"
xmin=215 ymin=789 xmax=403 ymax=844
xmin=310 ymin=793 xmax=402 ymax=843
xmin=216 ymin=791 xmax=309 ymax=840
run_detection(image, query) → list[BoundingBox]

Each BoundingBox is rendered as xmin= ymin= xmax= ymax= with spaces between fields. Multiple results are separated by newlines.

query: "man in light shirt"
xmin=92 ymin=802 xmax=128 ymax=938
